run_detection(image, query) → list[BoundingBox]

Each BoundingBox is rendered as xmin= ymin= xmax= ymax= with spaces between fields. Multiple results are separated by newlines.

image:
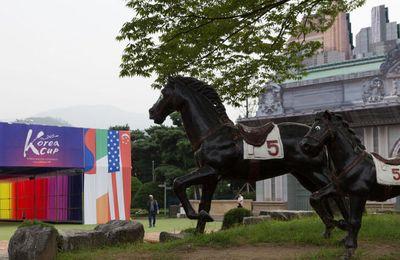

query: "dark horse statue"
xmin=300 ymin=111 xmax=400 ymax=259
xmin=149 ymin=76 xmax=348 ymax=234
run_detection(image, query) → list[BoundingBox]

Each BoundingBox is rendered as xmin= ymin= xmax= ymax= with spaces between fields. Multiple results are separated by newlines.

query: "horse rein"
xmin=333 ymin=151 xmax=367 ymax=180
xmin=191 ymin=122 xmax=234 ymax=151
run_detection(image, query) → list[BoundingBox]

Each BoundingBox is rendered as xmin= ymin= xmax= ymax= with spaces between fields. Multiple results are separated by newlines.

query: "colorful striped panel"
xmin=0 ymin=175 xmax=83 ymax=222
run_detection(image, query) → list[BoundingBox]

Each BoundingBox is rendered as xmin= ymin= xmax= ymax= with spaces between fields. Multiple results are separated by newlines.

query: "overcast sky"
xmin=0 ymin=0 xmax=399 ymax=123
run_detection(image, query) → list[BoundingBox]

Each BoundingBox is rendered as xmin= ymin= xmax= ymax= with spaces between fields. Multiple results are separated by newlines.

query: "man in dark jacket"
xmin=147 ymin=194 xmax=159 ymax=227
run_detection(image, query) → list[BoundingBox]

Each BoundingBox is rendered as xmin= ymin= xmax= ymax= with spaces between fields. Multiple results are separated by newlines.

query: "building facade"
xmin=243 ymin=5 xmax=400 ymax=211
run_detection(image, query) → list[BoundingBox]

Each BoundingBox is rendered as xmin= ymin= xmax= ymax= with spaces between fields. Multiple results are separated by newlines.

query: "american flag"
xmin=107 ymin=130 xmax=121 ymax=173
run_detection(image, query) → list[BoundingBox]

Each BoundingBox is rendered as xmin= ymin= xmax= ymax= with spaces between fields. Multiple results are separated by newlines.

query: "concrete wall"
xmin=252 ymin=201 xmax=287 ymax=216
xmin=189 ymin=200 xmax=252 ymax=218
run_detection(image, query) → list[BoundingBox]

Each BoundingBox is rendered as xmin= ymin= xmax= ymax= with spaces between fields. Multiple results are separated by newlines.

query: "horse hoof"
xmin=342 ymin=248 xmax=355 ymax=260
xmin=199 ymin=210 xmax=214 ymax=222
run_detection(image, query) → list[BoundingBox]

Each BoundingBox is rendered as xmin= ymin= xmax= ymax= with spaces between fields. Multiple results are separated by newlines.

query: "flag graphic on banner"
xmin=107 ymin=131 xmax=121 ymax=173
xmin=83 ymin=129 xmax=131 ymax=224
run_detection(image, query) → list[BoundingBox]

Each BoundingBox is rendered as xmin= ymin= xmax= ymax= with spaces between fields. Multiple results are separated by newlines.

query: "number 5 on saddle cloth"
xmin=238 ymin=122 xmax=284 ymax=160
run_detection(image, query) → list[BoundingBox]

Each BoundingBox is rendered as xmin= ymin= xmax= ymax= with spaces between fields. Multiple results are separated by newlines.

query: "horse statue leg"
xmin=173 ymin=165 xmax=218 ymax=233
xmin=342 ymin=195 xmax=366 ymax=260
xmin=294 ymin=173 xmax=339 ymax=238
xmin=196 ymin=179 xmax=219 ymax=233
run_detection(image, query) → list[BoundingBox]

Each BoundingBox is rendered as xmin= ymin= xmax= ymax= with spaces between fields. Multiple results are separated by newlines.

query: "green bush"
xmin=221 ymin=207 xmax=252 ymax=230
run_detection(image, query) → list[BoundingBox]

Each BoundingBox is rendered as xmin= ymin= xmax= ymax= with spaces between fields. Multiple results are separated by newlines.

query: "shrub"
xmin=222 ymin=208 xmax=252 ymax=230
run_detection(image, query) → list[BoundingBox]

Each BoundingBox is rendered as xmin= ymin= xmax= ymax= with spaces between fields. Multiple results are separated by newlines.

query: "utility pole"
xmin=152 ymin=160 xmax=155 ymax=182
xmin=158 ymin=181 xmax=172 ymax=216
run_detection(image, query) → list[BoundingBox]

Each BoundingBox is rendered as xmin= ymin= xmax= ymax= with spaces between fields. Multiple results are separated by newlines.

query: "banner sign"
xmin=0 ymin=122 xmax=84 ymax=168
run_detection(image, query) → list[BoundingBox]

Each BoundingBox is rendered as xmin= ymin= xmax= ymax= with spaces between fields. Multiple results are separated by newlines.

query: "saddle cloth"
xmin=243 ymin=123 xmax=284 ymax=160
xmin=372 ymin=153 xmax=400 ymax=186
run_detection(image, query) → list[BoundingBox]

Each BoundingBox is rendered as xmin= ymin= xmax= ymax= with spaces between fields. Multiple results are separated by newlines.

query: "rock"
xmin=159 ymin=232 xmax=187 ymax=243
xmin=259 ymin=210 xmax=315 ymax=221
xmin=58 ymin=230 xmax=107 ymax=251
xmin=8 ymin=225 xmax=58 ymax=260
xmin=94 ymin=220 xmax=144 ymax=245
xmin=243 ymin=215 xmax=271 ymax=225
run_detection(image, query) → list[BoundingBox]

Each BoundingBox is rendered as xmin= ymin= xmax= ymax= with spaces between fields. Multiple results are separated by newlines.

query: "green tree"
xmin=130 ymin=114 xmax=194 ymax=183
xmin=117 ymin=0 xmax=364 ymax=106
xmin=131 ymin=176 xmax=143 ymax=204
xmin=109 ymin=124 xmax=130 ymax=130
xmin=133 ymin=182 xmax=165 ymax=209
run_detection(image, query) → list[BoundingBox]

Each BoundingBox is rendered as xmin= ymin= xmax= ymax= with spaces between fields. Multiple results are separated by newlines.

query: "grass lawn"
xmin=58 ymin=214 xmax=400 ymax=260
xmin=0 ymin=217 xmax=221 ymax=241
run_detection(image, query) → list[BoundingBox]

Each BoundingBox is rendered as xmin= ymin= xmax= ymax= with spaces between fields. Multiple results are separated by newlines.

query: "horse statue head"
xmin=300 ymin=110 xmax=365 ymax=157
xmin=149 ymin=76 xmax=232 ymax=125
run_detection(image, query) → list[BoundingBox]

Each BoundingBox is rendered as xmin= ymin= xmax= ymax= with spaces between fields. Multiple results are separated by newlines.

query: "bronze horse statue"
xmin=149 ymin=76 xmax=348 ymax=234
xmin=300 ymin=111 xmax=400 ymax=259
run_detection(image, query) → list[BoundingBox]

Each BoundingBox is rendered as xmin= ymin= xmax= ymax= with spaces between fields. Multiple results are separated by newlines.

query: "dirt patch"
xmin=144 ymin=232 xmax=161 ymax=243
xmin=111 ymin=241 xmax=400 ymax=260
xmin=0 ymin=241 xmax=8 ymax=259
xmin=359 ymin=242 xmax=399 ymax=259
xmin=177 ymin=244 xmax=320 ymax=260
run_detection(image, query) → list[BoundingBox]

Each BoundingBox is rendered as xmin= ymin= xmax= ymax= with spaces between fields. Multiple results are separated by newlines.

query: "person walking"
xmin=147 ymin=194 xmax=159 ymax=227
xmin=237 ymin=193 xmax=244 ymax=208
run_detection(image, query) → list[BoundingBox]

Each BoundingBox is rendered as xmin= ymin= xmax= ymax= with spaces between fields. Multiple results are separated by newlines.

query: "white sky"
xmin=0 ymin=0 xmax=399 ymax=121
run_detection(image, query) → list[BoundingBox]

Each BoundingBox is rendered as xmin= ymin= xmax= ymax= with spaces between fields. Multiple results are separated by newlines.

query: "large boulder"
xmin=242 ymin=215 xmax=271 ymax=225
xmin=259 ymin=210 xmax=315 ymax=221
xmin=58 ymin=230 xmax=108 ymax=251
xmin=159 ymin=232 xmax=188 ymax=243
xmin=8 ymin=225 xmax=58 ymax=260
xmin=94 ymin=220 xmax=144 ymax=245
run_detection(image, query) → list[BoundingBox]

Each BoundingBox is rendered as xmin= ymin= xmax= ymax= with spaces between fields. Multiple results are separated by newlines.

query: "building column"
xmin=364 ymin=127 xmax=374 ymax=152
xmin=378 ymin=126 xmax=389 ymax=157
xmin=264 ymin=179 xmax=272 ymax=201
xmin=255 ymin=180 xmax=264 ymax=202
xmin=275 ymin=176 xmax=283 ymax=201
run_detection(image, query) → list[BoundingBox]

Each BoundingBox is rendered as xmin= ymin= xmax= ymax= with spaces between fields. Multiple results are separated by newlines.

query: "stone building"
xmin=295 ymin=12 xmax=353 ymax=67
xmin=242 ymin=5 xmax=400 ymax=212
xmin=354 ymin=5 xmax=400 ymax=58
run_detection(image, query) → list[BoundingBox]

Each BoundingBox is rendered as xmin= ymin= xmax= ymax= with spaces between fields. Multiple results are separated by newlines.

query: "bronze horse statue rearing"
xmin=300 ymin=111 xmax=400 ymax=259
xmin=149 ymin=76 xmax=348 ymax=234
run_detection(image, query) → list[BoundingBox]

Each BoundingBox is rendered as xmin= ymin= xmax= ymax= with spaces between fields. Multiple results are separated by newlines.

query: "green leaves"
xmin=118 ymin=0 xmax=365 ymax=105
xmin=131 ymin=114 xmax=195 ymax=183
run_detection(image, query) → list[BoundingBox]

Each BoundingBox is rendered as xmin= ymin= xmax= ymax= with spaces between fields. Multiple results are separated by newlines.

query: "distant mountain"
xmin=14 ymin=116 xmax=72 ymax=126
xmin=34 ymin=105 xmax=153 ymax=130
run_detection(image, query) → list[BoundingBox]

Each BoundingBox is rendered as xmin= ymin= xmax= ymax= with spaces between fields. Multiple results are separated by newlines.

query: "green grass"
xmin=57 ymin=214 xmax=400 ymax=260
xmin=0 ymin=218 xmax=221 ymax=241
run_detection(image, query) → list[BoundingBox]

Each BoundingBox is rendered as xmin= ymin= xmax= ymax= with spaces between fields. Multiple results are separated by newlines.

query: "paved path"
xmin=0 ymin=241 xmax=8 ymax=260
xmin=144 ymin=232 xmax=161 ymax=243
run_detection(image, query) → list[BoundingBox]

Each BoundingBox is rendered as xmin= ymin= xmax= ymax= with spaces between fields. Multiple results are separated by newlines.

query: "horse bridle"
xmin=303 ymin=119 xmax=335 ymax=145
xmin=304 ymin=118 xmax=367 ymax=190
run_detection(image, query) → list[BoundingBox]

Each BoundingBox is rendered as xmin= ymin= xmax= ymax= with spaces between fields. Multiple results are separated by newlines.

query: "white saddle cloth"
xmin=372 ymin=154 xmax=400 ymax=186
xmin=243 ymin=124 xmax=284 ymax=160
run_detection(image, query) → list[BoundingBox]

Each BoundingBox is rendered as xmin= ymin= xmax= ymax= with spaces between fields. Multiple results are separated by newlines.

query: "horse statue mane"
xmin=172 ymin=76 xmax=234 ymax=125
xmin=317 ymin=111 xmax=366 ymax=151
